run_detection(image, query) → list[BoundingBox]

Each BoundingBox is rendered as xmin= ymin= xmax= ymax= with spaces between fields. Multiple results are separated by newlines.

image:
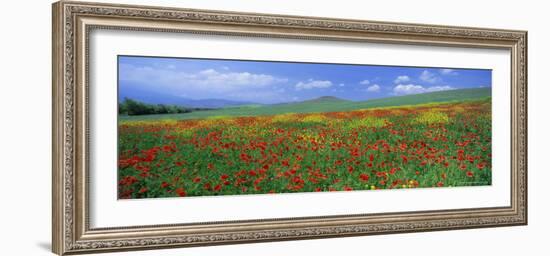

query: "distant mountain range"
xmin=119 ymin=88 xmax=353 ymax=109
xmin=119 ymin=88 xmax=257 ymax=108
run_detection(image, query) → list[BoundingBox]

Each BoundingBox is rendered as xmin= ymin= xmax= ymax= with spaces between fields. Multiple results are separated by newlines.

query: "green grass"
xmin=117 ymin=100 xmax=492 ymax=199
xmin=120 ymin=87 xmax=491 ymax=121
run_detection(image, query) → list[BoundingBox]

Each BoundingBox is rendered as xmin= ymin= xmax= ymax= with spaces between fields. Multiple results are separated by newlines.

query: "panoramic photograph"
xmin=117 ymin=56 xmax=492 ymax=199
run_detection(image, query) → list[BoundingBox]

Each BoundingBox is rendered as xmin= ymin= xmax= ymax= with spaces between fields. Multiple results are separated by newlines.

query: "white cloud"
xmin=120 ymin=64 xmax=287 ymax=92
xmin=440 ymin=68 xmax=458 ymax=75
xmin=339 ymin=83 xmax=345 ymax=87
xmin=359 ymin=79 xmax=370 ymax=85
xmin=295 ymin=79 xmax=333 ymax=90
xmin=366 ymin=84 xmax=381 ymax=92
xmin=393 ymin=84 xmax=455 ymax=95
xmin=196 ymin=69 xmax=285 ymax=88
xmin=119 ymin=64 xmax=290 ymax=103
xmin=425 ymin=85 xmax=455 ymax=92
xmin=419 ymin=70 xmax=440 ymax=83
xmin=393 ymin=84 xmax=425 ymax=95
xmin=394 ymin=75 xmax=410 ymax=84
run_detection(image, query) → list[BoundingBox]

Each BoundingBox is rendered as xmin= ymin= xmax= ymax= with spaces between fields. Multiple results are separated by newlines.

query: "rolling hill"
xmin=298 ymin=96 xmax=350 ymax=104
xmin=120 ymin=87 xmax=491 ymax=121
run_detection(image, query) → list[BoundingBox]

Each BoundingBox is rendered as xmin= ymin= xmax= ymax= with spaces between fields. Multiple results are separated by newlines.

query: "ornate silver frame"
xmin=52 ymin=1 xmax=527 ymax=255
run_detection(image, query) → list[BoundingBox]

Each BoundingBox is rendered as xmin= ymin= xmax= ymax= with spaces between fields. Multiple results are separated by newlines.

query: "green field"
xmin=118 ymin=96 xmax=492 ymax=199
xmin=120 ymin=88 xmax=491 ymax=121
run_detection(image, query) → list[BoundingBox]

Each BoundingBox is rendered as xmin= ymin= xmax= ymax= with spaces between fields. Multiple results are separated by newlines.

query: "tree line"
xmin=119 ymin=98 xmax=192 ymax=115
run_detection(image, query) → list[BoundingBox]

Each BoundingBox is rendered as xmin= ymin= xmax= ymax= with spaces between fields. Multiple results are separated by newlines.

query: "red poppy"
xmin=139 ymin=187 xmax=148 ymax=193
xmin=282 ymin=160 xmax=290 ymax=167
xmin=466 ymin=171 xmax=474 ymax=177
xmin=175 ymin=188 xmax=186 ymax=197
xmin=119 ymin=176 xmax=138 ymax=186
xmin=214 ymin=184 xmax=222 ymax=191
xmin=359 ymin=173 xmax=370 ymax=182
xmin=161 ymin=182 xmax=169 ymax=188
xmin=239 ymin=153 xmax=251 ymax=162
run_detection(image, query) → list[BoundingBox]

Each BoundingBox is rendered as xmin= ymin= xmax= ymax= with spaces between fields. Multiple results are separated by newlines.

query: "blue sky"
xmin=119 ymin=56 xmax=491 ymax=104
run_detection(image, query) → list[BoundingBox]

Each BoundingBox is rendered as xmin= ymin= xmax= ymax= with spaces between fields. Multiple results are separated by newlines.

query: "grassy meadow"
xmin=118 ymin=88 xmax=492 ymax=199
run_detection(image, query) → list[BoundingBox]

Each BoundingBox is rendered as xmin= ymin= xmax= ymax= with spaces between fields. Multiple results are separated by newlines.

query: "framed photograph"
xmin=52 ymin=1 xmax=527 ymax=255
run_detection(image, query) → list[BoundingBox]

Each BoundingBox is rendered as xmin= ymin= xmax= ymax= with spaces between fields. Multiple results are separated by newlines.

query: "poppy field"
xmin=118 ymin=99 xmax=492 ymax=199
